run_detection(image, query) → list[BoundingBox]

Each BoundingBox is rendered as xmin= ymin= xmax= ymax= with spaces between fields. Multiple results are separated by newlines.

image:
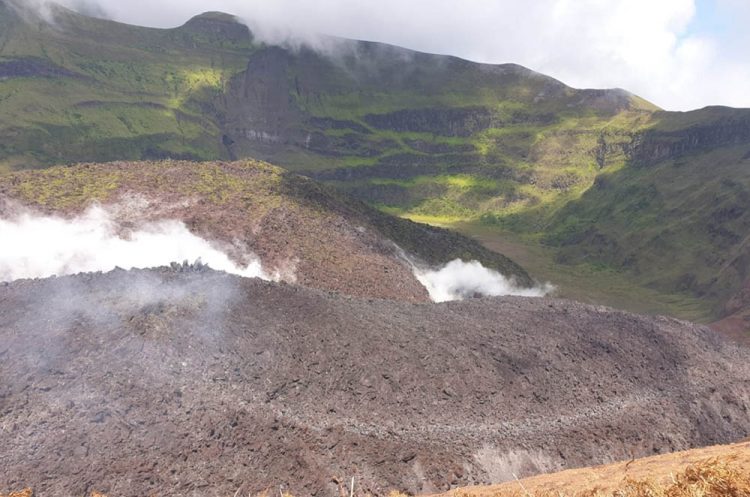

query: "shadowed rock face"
xmin=362 ymin=107 xmax=558 ymax=137
xmin=1 ymin=268 xmax=748 ymax=496
xmin=0 ymin=58 xmax=81 ymax=79
xmin=218 ymin=42 xmax=638 ymax=167
xmin=629 ymin=112 xmax=750 ymax=167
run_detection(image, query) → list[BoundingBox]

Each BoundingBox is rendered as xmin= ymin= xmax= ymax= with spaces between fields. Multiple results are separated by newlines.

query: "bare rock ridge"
xmin=1 ymin=267 xmax=748 ymax=496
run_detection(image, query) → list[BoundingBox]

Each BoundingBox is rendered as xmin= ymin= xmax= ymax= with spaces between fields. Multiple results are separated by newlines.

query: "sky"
xmin=56 ymin=0 xmax=750 ymax=111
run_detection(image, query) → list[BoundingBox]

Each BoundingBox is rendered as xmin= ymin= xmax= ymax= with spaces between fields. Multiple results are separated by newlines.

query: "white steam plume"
xmin=414 ymin=259 xmax=553 ymax=303
xmin=0 ymin=205 xmax=270 ymax=282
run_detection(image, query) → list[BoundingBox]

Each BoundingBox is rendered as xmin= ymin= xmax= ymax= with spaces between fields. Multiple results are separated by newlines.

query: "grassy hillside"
xmin=0 ymin=0 xmax=254 ymax=170
xmin=456 ymin=224 xmax=715 ymax=323
xmin=3 ymin=1 xmax=750 ymax=326
xmin=540 ymin=109 xmax=750 ymax=321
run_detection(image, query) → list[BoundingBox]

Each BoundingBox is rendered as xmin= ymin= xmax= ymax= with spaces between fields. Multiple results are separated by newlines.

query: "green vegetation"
xmin=543 ymin=142 xmax=750 ymax=318
xmin=0 ymin=2 xmax=254 ymax=169
xmin=3 ymin=1 xmax=750 ymax=322
xmin=457 ymin=222 xmax=714 ymax=322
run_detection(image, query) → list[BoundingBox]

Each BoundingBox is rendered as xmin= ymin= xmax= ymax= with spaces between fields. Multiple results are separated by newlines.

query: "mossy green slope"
xmin=218 ymin=41 xmax=658 ymax=231
xmin=0 ymin=0 xmax=254 ymax=170
xmin=4 ymin=2 xmax=750 ymax=324
xmin=544 ymin=108 xmax=750 ymax=318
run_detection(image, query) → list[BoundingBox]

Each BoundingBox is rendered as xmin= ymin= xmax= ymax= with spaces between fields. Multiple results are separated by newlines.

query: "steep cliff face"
xmin=629 ymin=108 xmax=750 ymax=166
xmin=218 ymin=42 xmax=644 ymax=164
xmin=545 ymin=108 xmax=750 ymax=327
xmin=220 ymin=47 xmax=305 ymax=160
xmin=361 ymin=107 xmax=558 ymax=136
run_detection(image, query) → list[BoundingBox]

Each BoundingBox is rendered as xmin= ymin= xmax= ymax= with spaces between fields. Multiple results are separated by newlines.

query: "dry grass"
xmin=0 ymin=490 xmax=32 ymax=497
xmin=438 ymin=442 xmax=750 ymax=497
xmin=458 ymin=459 xmax=750 ymax=497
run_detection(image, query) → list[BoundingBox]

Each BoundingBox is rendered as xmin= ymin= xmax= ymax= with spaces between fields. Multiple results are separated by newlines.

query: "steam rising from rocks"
xmin=0 ymin=205 xmax=270 ymax=282
xmin=0 ymin=202 xmax=550 ymax=302
xmin=414 ymin=259 xmax=553 ymax=302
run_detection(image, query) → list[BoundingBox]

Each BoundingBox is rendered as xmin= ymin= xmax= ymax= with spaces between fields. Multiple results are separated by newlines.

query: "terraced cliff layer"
xmin=1 ymin=267 xmax=748 ymax=496
xmin=0 ymin=0 xmax=653 ymax=223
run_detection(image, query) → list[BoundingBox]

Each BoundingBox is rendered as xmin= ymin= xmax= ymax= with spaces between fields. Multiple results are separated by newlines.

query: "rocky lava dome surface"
xmin=1 ymin=266 xmax=748 ymax=496
xmin=0 ymin=160 xmax=531 ymax=302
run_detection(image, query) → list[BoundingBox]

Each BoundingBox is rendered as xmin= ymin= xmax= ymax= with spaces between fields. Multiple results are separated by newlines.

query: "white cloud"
xmin=51 ymin=0 xmax=750 ymax=111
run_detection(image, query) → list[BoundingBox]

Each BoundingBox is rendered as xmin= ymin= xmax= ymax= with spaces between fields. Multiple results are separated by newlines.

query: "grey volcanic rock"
xmin=1 ymin=268 xmax=749 ymax=496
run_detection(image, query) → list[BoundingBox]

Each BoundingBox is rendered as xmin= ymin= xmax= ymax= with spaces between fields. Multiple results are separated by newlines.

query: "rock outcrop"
xmin=1 ymin=268 xmax=748 ymax=496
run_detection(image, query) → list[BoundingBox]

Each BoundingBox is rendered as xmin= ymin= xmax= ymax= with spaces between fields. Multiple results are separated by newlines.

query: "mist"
xmin=413 ymin=259 xmax=553 ymax=303
xmin=0 ymin=201 xmax=550 ymax=303
xmin=0 ymin=204 xmax=270 ymax=282
xmin=39 ymin=0 xmax=750 ymax=111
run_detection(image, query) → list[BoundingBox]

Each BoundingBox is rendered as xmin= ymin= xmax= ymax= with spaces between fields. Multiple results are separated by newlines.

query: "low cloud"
xmin=42 ymin=0 xmax=750 ymax=111
xmin=0 ymin=204 xmax=270 ymax=282
xmin=413 ymin=259 xmax=553 ymax=303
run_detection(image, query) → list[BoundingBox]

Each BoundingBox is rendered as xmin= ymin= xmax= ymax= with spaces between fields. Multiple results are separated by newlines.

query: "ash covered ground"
xmin=1 ymin=266 xmax=748 ymax=496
